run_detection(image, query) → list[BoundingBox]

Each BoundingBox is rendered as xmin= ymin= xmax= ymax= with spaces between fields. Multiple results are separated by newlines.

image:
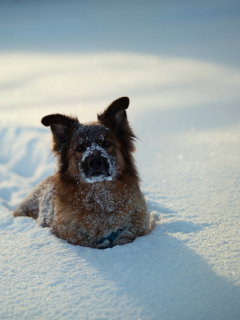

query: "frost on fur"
xmin=80 ymin=143 xmax=116 ymax=183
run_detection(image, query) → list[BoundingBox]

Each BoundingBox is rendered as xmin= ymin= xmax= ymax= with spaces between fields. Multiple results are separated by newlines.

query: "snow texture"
xmin=1 ymin=1 xmax=240 ymax=319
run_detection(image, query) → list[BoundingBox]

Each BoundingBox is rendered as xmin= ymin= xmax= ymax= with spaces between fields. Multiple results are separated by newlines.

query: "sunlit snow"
xmin=1 ymin=1 xmax=240 ymax=320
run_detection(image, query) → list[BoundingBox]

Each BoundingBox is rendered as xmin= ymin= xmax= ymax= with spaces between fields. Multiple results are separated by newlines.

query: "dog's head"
xmin=42 ymin=97 xmax=138 ymax=183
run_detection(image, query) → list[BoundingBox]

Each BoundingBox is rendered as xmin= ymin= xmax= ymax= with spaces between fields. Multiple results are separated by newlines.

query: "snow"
xmin=1 ymin=1 xmax=240 ymax=319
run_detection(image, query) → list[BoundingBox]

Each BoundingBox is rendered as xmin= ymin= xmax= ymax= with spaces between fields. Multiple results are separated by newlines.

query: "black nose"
xmin=88 ymin=157 xmax=103 ymax=170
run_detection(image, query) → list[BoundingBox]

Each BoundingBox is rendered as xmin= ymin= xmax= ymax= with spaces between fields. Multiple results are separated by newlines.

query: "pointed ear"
xmin=97 ymin=97 xmax=130 ymax=130
xmin=41 ymin=114 xmax=75 ymax=138
xmin=98 ymin=97 xmax=136 ymax=153
xmin=41 ymin=114 xmax=78 ymax=152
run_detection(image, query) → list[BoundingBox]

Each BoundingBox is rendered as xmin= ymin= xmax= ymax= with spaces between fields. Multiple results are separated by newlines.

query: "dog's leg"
xmin=112 ymin=207 xmax=150 ymax=246
xmin=13 ymin=184 xmax=42 ymax=219
xmin=13 ymin=176 xmax=55 ymax=227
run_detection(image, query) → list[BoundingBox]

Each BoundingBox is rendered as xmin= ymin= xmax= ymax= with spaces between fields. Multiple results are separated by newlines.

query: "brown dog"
xmin=14 ymin=97 xmax=149 ymax=248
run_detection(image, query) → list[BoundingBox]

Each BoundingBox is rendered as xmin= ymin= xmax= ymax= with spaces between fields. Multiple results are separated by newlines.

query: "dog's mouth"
xmin=90 ymin=170 xmax=109 ymax=178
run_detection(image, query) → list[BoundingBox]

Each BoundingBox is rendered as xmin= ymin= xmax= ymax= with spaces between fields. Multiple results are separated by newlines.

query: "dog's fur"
xmin=14 ymin=97 xmax=149 ymax=248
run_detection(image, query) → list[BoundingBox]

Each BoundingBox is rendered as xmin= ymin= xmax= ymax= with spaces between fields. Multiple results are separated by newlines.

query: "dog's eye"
xmin=77 ymin=145 xmax=85 ymax=152
xmin=102 ymin=141 xmax=111 ymax=148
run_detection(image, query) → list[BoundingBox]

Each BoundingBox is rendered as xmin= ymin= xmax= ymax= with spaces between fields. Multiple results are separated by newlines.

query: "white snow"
xmin=1 ymin=1 xmax=240 ymax=319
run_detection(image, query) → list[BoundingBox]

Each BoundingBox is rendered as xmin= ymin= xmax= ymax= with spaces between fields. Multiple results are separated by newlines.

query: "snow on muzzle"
xmin=80 ymin=144 xmax=116 ymax=183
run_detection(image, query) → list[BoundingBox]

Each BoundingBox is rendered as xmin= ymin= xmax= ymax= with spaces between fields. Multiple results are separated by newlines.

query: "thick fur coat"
xmin=14 ymin=97 xmax=149 ymax=248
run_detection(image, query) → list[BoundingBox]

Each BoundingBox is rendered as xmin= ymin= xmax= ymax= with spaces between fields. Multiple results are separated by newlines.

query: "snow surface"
xmin=1 ymin=1 xmax=240 ymax=320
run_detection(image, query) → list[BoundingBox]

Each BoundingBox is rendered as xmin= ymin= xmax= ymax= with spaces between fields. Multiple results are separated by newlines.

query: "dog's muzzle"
xmin=82 ymin=153 xmax=110 ymax=178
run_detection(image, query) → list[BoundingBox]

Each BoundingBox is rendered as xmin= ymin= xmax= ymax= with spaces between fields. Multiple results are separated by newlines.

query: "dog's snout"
xmin=88 ymin=156 xmax=103 ymax=170
xmin=82 ymin=153 xmax=110 ymax=178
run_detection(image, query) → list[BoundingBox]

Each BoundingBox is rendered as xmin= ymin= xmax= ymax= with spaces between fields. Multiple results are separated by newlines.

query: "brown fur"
xmin=14 ymin=97 xmax=149 ymax=248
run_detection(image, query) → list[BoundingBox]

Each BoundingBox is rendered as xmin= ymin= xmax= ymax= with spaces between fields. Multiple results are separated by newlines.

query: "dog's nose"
xmin=88 ymin=156 xmax=103 ymax=170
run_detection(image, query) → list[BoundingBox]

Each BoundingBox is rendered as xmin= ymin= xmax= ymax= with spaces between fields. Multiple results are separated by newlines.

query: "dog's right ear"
xmin=41 ymin=114 xmax=78 ymax=152
xmin=41 ymin=114 xmax=75 ymax=138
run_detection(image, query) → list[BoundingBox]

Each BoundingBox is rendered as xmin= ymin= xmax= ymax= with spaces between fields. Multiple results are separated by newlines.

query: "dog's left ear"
xmin=98 ymin=97 xmax=130 ymax=131
xmin=98 ymin=97 xmax=136 ymax=153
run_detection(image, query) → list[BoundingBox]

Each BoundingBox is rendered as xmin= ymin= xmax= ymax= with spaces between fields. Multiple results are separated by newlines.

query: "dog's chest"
xmin=57 ymin=183 xmax=132 ymax=232
xmin=51 ymin=179 xmax=146 ymax=247
xmin=83 ymin=185 xmax=118 ymax=213
xmin=80 ymin=184 xmax=131 ymax=226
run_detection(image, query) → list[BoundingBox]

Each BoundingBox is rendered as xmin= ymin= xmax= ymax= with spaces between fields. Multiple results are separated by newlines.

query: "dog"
xmin=14 ymin=97 xmax=149 ymax=248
